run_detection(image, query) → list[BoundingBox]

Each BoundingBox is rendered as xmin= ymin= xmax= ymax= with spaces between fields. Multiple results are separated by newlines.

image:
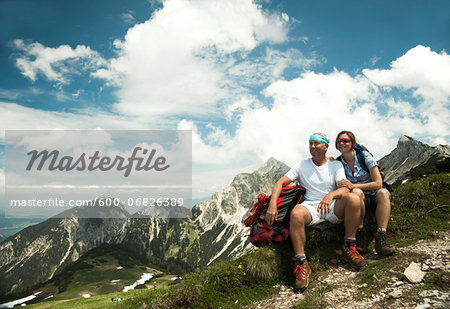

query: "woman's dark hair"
xmin=335 ymin=130 xmax=356 ymax=148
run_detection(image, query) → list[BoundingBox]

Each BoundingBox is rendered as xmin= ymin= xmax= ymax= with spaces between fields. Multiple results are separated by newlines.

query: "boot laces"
xmin=345 ymin=244 xmax=361 ymax=260
xmin=379 ymin=231 xmax=391 ymax=247
xmin=294 ymin=263 xmax=307 ymax=279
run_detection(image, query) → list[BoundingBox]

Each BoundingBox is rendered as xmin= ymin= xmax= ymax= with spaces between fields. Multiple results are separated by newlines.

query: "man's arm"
xmin=266 ymin=176 xmax=293 ymax=226
xmin=318 ymin=161 xmax=350 ymax=215
xmin=317 ymin=187 xmax=350 ymax=215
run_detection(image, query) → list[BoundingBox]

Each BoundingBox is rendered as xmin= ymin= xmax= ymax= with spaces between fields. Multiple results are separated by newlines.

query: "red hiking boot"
xmin=342 ymin=243 xmax=367 ymax=269
xmin=293 ymin=259 xmax=311 ymax=292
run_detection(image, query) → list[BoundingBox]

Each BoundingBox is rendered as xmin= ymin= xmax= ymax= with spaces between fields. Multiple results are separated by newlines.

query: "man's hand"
xmin=337 ymin=179 xmax=354 ymax=190
xmin=266 ymin=176 xmax=292 ymax=226
xmin=265 ymin=203 xmax=278 ymax=226
xmin=317 ymin=194 xmax=333 ymax=215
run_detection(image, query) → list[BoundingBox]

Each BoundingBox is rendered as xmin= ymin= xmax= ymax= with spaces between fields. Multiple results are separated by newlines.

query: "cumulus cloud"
xmin=180 ymin=46 xmax=450 ymax=178
xmin=93 ymin=0 xmax=289 ymax=117
xmin=363 ymin=45 xmax=450 ymax=144
xmin=13 ymin=39 xmax=107 ymax=85
xmin=363 ymin=45 xmax=450 ymax=103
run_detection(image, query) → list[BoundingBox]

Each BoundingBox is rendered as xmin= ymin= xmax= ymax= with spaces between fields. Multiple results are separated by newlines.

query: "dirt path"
xmin=248 ymin=230 xmax=450 ymax=309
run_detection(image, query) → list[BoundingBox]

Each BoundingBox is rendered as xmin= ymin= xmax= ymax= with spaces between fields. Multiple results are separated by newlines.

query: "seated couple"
xmin=266 ymin=131 xmax=395 ymax=292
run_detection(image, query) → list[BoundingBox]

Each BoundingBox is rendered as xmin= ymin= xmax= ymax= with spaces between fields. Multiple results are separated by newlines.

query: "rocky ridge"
xmin=378 ymin=135 xmax=450 ymax=186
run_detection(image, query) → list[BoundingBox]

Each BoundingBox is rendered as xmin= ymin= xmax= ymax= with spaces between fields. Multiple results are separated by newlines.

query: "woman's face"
xmin=336 ymin=133 xmax=353 ymax=153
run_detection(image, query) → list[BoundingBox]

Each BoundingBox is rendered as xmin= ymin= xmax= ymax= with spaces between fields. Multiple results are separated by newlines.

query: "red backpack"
xmin=244 ymin=185 xmax=306 ymax=247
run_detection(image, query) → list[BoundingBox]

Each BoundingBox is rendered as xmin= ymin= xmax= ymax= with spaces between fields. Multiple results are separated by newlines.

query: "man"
xmin=266 ymin=133 xmax=367 ymax=292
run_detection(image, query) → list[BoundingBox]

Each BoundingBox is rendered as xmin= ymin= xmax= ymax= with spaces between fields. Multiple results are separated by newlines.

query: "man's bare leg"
xmin=289 ymin=205 xmax=312 ymax=254
xmin=289 ymin=205 xmax=313 ymax=292
xmin=333 ymin=192 xmax=360 ymax=238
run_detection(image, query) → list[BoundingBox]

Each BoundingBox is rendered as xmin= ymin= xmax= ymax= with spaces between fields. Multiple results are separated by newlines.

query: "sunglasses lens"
xmin=338 ymin=139 xmax=351 ymax=143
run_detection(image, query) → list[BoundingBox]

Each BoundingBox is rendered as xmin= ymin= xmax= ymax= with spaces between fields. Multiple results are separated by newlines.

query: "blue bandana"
xmin=309 ymin=134 xmax=329 ymax=144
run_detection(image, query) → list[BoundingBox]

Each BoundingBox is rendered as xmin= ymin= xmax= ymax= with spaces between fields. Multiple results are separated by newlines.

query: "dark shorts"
xmin=364 ymin=188 xmax=391 ymax=211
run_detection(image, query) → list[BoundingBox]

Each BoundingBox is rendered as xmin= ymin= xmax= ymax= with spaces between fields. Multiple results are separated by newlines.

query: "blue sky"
xmin=1 ymin=0 xmax=449 ymax=201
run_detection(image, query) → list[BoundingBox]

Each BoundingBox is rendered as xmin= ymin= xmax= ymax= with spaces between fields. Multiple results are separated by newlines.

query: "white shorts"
xmin=295 ymin=200 xmax=343 ymax=227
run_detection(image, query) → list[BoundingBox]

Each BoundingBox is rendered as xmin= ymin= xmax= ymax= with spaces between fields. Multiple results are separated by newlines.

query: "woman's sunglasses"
xmin=337 ymin=138 xmax=351 ymax=144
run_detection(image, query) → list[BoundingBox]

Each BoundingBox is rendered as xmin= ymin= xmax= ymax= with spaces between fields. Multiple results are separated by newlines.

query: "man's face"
xmin=309 ymin=140 xmax=328 ymax=157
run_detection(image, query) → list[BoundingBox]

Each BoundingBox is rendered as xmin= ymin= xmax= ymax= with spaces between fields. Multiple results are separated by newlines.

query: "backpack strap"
xmin=354 ymin=144 xmax=370 ymax=173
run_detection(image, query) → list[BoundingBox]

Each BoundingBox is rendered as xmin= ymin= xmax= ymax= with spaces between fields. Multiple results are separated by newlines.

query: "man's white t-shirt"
xmin=285 ymin=158 xmax=346 ymax=203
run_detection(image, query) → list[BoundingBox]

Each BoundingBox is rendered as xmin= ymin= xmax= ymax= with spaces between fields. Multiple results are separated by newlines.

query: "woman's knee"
xmin=377 ymin=188 xmax=391 ymax=202
xmin=352 ymin=188 xmax=365 ymax=199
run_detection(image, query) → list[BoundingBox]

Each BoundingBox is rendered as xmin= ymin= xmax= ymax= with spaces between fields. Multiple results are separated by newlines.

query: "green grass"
xmin=115 ymin=257 xmax=277 ymax=309
xmin=27 ymin=289 xmax=147 ymax=309
xmin=389 ymin=173 xmax=450 ymax=246
xmin=46 ymin=246 xmax=155 ymax=300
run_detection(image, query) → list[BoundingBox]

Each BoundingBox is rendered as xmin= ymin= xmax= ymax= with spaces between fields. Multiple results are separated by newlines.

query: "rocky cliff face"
xmin=192 ymin=157 xmax=290 ymax=266
xmin=378 ymin=135 xmax=450 ymax=185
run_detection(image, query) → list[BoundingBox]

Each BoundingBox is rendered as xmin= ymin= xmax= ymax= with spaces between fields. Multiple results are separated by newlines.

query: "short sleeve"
xmin=334 ymin=160 xmax=347 ymax=181
xmin=363 ymin=151 xmax=378 ymax=170
xmin=285 ymin=162 xmax=300 ymax=182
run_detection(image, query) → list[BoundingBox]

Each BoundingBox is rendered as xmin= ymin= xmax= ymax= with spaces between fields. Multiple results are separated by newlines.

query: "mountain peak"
xmin=379 ymin=136 xmax=449 ymax=185
xmin=256 ymin=157 xmax=288 ymax=175
xmin=399 ymin=135 xmax=413 ymax=143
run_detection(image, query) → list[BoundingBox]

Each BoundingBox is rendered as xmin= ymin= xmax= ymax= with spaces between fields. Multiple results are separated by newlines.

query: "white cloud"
xmin=224 ymin=48 xmax=322 ymax=89
xmin=93 ymin=0 xmax=289 ymax=117
xmin=121 ymin=11 xmax=136 ymax=24
xmin=177 ymin=46 xmax=450 ymax=196
xmin=363 ymin=45 xmax=450 ymax=145
xmin=13 ymin=39 xmax=106 ymax=85
xmin=363 ymin=45 xmax=450 ymax=103
xmin=0 ymin=102 xmax=172 ymax=143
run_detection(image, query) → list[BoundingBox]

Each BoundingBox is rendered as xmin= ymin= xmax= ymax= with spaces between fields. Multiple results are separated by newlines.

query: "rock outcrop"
xmin=378 ymin=135 xmax=450 ymax=185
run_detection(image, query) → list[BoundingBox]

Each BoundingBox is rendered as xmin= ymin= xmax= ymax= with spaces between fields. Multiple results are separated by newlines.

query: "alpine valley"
xmin=0 ymin=135 xmax=448 ymax=299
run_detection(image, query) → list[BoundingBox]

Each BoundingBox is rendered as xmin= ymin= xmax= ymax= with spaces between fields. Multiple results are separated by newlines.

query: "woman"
xmin=335 ymin=130 xmax=395 ymax=256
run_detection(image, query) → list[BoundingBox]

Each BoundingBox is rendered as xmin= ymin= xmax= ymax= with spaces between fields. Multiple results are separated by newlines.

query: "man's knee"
xmin=343 ymin=192 xmax=360 ymax=209
xmin=290 ymin=206 xmax=311 ymax=226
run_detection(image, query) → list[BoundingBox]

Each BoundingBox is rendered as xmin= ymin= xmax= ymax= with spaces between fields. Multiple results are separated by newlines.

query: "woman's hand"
xmin=337 ymin=179 xmax=354 ymax=190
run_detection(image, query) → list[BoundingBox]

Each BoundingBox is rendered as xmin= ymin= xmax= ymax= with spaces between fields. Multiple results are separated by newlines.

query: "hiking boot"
xmin=342 ymin=243 xmax=367 ymax=269
xmin=356 ymin=228 xmax=369 ymax=254
xmin=293 ymin=259 xmax=311 ymax=292
xmin=375 ymin=230 xmax=396 ymax=256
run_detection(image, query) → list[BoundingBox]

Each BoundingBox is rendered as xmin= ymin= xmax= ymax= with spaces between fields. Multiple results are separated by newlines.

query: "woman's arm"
xmin=337 ymin=166 xmax=382 ymax=191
